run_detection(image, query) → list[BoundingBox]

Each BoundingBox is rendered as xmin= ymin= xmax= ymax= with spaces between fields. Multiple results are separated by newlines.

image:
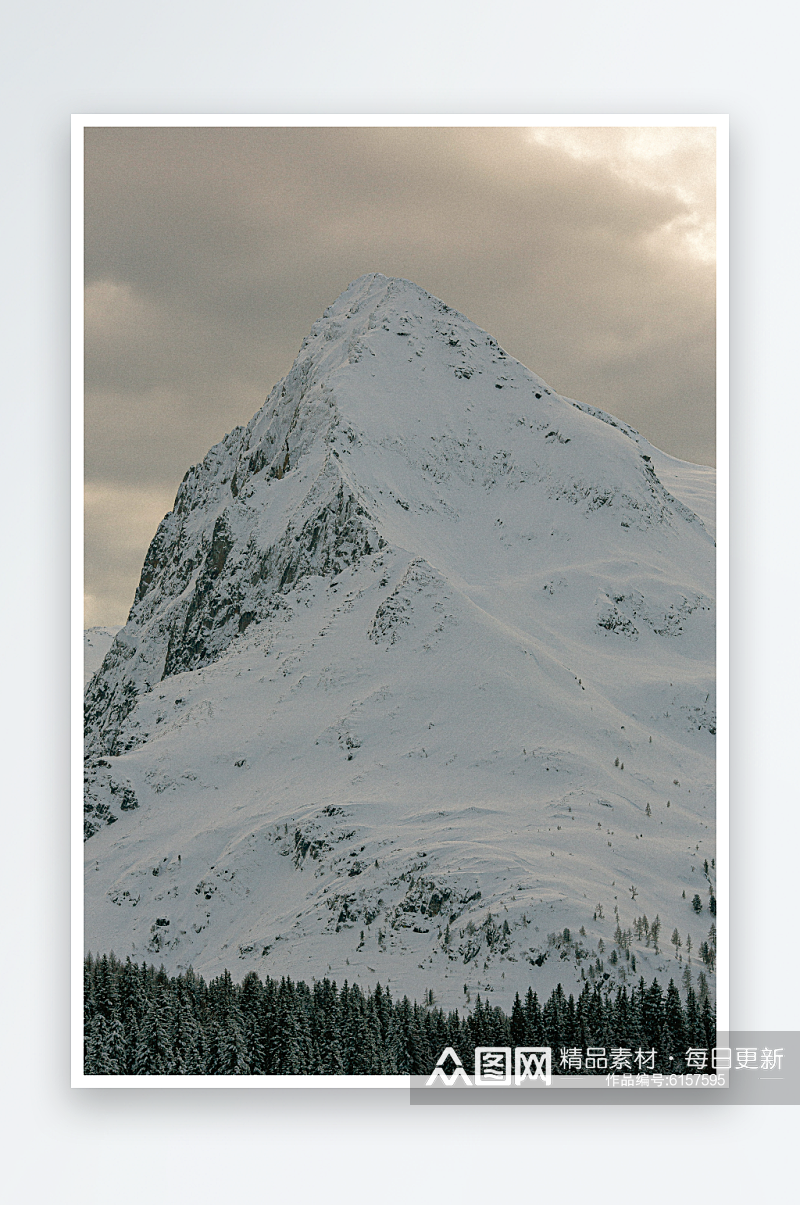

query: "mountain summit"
xmin=84 ymin=274 xmax=716 ymax=1008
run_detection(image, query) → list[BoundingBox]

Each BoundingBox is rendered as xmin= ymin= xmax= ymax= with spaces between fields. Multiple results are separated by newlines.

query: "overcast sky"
xmin=84 ymin=124 xmax=716 ymax=626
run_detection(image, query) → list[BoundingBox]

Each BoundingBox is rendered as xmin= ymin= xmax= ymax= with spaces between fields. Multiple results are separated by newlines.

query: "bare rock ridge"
xmin=84 ymin=274 xmax=715 ymax=1009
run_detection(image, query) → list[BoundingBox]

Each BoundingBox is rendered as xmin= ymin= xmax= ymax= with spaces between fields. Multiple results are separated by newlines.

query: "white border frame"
xmin=72 ymin=113 xmax=729 ymax=1087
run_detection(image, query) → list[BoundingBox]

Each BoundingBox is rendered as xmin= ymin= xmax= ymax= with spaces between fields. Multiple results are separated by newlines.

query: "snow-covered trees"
xmin=84 ymin=954 xmax=716 ymax=1076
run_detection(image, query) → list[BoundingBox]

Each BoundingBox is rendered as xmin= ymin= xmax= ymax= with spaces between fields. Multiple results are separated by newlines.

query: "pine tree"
xmin=169 ymin=991 xmax=204 ymax=1074
xmin=133 ymin=997 xmax=173 ymax=1074
xmin=344 ymin=995 xmax=378 ymax=1074
xmin=388 ymin=998 xmax=413 ymax=1073
xmin=273 ymin=978 xmax=312 ymax=1075
xmin=523 ymin=988 xmax=544 ymax=1045
xmin=609 ymin=986 xmax=630 ymax=1048
xmin=641 ymin=980 xmax=664 ymax=1048
xmin=664 ymin=980 xmax=686 ymax=1057
xmin=85 ymin=1014 xmax=113 ymax=1074
xmin=510 ymin=993 xmax=526 ymax=1046
xmin=681 ymin=964 xmax=693 ymax=998
xmin=123 ymin=1012 xmax=139 ymax=1074
xmin=94 ymin=953 xmax=121 ymax=1021
xmin=239 ymin=971 xmax=267 ymax=1073
xmin=407 ymin=1004 xmax=433 ymax=1075
xmin=543 ymin=985 xmax=566 ymax=1057
xmin=684 ymin=986 xmax=705 ymax=1046
xmin=657 ymin=1022 xmax=674 ymax=1073
xmin=700 ymin=994 xmax=715 ymax=1048
xmin=105 ymin=1017 xmax=127 ymax=1073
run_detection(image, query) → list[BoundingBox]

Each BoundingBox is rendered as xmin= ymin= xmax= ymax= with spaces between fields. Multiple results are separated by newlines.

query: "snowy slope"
xmin=84 ymin=274 xmax=716 ymax=1010
xmin=84 ymin=626 xmax=121 ymax=687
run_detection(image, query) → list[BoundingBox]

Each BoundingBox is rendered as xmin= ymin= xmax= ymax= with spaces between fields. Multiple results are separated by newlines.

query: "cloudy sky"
xmin=84 ymin=124 xmax=716 ymax=626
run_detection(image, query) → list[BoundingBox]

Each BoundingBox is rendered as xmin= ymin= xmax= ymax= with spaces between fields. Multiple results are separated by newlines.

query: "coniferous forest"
xmin=84 ymin=953 xmax=717 ymax=1075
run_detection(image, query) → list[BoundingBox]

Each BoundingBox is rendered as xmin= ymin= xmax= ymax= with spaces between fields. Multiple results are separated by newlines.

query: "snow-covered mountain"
xmin=84 ymin=273 xmax=716 ymax=1010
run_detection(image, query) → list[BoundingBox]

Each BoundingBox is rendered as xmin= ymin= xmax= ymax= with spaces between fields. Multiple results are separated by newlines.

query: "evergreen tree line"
xmin=84 ymin=953 xmax=717 ymax=1076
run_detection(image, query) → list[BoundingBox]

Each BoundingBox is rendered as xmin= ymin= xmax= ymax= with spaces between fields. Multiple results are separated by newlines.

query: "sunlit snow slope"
xmin=84 ymin=274 xmax=716 ymax=1009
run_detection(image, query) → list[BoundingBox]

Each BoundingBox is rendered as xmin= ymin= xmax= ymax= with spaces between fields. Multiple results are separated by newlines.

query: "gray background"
xmin=3 ymin=0 xmax=799 ymax=1198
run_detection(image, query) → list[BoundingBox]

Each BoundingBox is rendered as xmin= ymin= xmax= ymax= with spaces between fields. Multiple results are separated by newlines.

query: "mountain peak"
xmin=85 ymin=275 xmax=711 ymax=759
xmin=304 ymin=272 xmax=505 ymax=367
xmin=327 ymin=272 xmax=452 ymax=311
xmin=83 ymin=276 xmax=715 ymax=1007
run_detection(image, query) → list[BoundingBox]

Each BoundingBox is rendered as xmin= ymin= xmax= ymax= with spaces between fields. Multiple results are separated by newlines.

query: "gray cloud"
xmin=84 ymin=125 xmax=715 ymax=624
